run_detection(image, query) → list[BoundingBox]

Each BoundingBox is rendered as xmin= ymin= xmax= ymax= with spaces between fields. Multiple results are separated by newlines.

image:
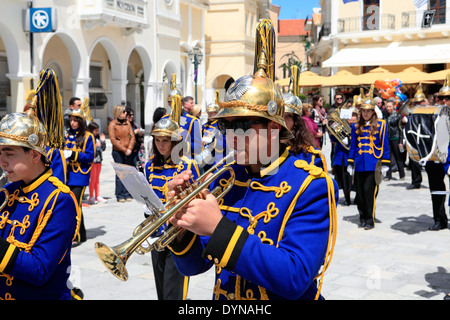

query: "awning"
xmin=322 ymin=39 xmax=450 ymax=68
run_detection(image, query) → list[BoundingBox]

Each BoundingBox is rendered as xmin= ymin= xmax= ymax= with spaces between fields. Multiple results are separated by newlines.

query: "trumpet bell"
xmin=95 ymin=241 xmax=130 ymax=281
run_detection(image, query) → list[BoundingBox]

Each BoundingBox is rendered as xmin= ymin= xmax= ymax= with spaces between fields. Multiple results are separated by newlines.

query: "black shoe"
xmin=428 ymin=222 xmax=447 ymax=231
xmin=364 ymin=224 xmax=374 ymax=230
xmin=406 ymin=184 xmax=420 ymax=190
xmin=358 ymin=221 xmax=366 ymax=228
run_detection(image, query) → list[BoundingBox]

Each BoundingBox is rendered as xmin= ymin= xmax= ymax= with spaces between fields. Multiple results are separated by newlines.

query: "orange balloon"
xmin=375 ymin=80 xmax=391 ymax=90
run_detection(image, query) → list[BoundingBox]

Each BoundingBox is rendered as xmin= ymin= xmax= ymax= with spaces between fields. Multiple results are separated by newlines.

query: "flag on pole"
xmin=343 ymin=0 xmax=358 ymax=3
xmin=414 ymin=0 xmax=429 ymax=8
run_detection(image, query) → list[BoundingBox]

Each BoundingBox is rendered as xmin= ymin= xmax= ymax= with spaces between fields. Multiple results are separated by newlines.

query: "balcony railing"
xmin=79 ymin=0 xmax=149 ymax=30
xmin=338 ymin=14 xmax=395 ymax=33
xmin=402 ymin=7 xmax=449 ymax=28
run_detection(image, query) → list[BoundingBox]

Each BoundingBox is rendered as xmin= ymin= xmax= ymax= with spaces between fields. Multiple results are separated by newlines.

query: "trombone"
xmin=94 ymin=153 xmax=236 ymax=281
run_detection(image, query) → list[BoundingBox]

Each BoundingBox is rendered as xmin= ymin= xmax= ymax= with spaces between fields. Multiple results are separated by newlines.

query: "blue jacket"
xmin=290 ymin=145 xmax=327 ymax=173
xmin=0 ymin=169 xmax=80 ymax=300
xmin=46 ymin=146 xmax=67 ymax=185
xmin=170 ymin=148 xmax=338 ymax=300
xmin=348 ymin=120 xmax=390 ymax=172
xmin=64 ymin=130 xmax=95 ymax=186
xmin=329 ymin=134 xmax=350 ymax=167
xmin=162 ymin=111 xmax=203 ymax=159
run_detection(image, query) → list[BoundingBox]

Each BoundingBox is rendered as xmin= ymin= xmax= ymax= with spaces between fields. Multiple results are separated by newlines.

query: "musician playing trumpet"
xmin=166 ymin=20 xmax=338 ymax=300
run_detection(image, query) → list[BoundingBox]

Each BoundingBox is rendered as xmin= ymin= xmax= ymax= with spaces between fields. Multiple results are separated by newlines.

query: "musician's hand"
xmin=169 ymin=189 xmax=222 ymax=237
xmin=167 ymin=170 xmax=193 ymax=200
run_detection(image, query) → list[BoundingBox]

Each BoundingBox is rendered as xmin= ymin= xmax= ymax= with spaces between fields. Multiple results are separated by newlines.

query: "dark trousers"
xmin=334 ymin=164 xmax=351 ymax=203
xmin=112 ymin=150 xmax=133 ymax=200
xmin=387 ymin=139 xmax=405 ymax=179
xmin=354 ymin=171 xmax=378 ymax=227
xmin=69 ymin=185 xmax=86 ymax=242
xmin=425 ymin=162 xmax=448 ymax=224
xmin=410 ymin=160 xmax=423 ymax=186
xmin=151 ymin=249 xmax=189 ymax=300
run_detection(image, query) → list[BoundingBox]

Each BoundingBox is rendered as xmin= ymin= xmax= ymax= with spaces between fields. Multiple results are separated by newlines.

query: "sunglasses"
xmin=217 ymin=119 xmax=268 ymax=135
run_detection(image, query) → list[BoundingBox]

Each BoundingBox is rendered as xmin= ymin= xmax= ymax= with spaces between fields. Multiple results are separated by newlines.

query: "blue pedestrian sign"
xmin=30 ymin=8 xmax=54 ymax=33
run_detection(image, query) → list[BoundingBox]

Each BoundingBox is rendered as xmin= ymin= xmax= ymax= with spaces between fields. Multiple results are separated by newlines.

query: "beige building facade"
xmin=0 ymin=0 xmax=286 ymax=131
xmin=0 ymin=0 xmax=209 ymax=133
xmin=310 ymin=0 xmax=450 ymax=98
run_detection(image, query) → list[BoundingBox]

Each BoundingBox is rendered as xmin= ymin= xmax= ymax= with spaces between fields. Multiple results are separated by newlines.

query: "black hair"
xmin=69 ymin=97 xmax=81 ymax=106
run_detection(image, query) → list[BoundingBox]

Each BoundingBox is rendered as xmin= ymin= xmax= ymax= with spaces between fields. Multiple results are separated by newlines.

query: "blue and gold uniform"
xmin=145 ymin=155 xmax=200 ymax=206
xmin=170 ymin=147 xmax=337 ymax=300
xmin=46 ymin=146 xmax=67 ymax=185
xmin=0 ymin=169 xmax=80 ymax=300
xmin=348 ymin=118 xmax=390 ymax=172
xmin=348 ymin=87 xmax=390 ymax=229
xmin=162 ymin=111 xmax=203 ymax=161
xmin=145 ymin=94 xmax=201 ymax=300
xmin=64 ymin=129 xmax=95 ymax=187
xmin=201 ymin=119 xmax=226 ymax=169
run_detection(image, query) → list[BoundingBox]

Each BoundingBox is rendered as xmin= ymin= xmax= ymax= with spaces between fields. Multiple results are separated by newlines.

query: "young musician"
xmin=348 ymin=85 xmax=390 ymax=229
xmin=166 ymin=20 xmax=338 ymax=300
xmin=283 ymin=65 xmax=327 ymax=171
xmin=144 ymin=95 xmax=200 ymax=300
xmin=64 ymin=109 xmax=95 ymax=245
xmin=0 ymin=69 xmax=80 ymax=300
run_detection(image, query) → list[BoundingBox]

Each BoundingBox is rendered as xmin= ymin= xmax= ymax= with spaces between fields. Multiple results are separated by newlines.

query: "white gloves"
xmin=63 ymin=150 xmax=73 ymax=159
xmin=382 ymin=166 xmax=389 ymax=174
xmin=347 ymin=165 xmax=354 ymax=175
xmin=342 ymin=137 xmax=349 ymax=146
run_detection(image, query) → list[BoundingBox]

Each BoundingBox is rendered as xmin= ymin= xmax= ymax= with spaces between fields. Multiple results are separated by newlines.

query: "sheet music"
xmin=111 ymin=162 xmax=166 ymax=212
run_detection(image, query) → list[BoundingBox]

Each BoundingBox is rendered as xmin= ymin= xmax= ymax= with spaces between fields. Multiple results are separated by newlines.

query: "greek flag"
xmin=414 ymin=0 xmax=429 ymax=8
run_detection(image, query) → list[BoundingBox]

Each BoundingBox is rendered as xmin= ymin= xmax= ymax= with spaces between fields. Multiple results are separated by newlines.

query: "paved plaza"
xmin=70 ymin=139 xmax=450 ymax=300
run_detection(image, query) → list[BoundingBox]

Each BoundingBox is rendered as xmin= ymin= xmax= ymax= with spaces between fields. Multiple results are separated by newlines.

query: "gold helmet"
xmin=213 ymin=19 xmax=293 ymax=140
xmin=80 ymin=97 xmax=93 ymax=122
xmin=413 ymin=83 xmax=426 ymax=102
xmin=353 ymin=88 xmax=364 ymax=107
xmin=0 ymin=69 xmax=65 ymax=164
xmin=438 ymin=73 xmax=450 ymax=97
xmin=360 ymin=85 xmax=375 ymax=110
xmin=283 ymin=65 xmax=302 ymax=116
xmin=206 ymin=90 xmax=220 ymax=113
xmin=167 ymin=74 xmax=183 ymax=102
xmin=152 ymin=94 xmax=182 ymax=141
xmin=69 ymin=108 xmax=85 ymax=119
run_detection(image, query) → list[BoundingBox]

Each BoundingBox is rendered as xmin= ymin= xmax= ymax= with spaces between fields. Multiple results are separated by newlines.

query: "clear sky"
xmin=271 ymin=0 xmax=321 ymax=20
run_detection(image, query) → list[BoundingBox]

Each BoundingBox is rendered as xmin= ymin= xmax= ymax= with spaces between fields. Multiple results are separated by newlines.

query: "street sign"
xmin=422 ymin=9 xmax=436 ymax=28
xmin=25 ymin=7 xmax=57 ymax=33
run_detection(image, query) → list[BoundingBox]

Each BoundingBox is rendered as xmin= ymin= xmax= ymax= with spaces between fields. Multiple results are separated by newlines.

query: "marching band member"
xmin=167 ymin=20 xmax=338 ymax=300
xmin=282 ymin=65 xmax=326 ymax=171
xmin=144 ymin=95 xmax=200 ymax=300
xmin=330 ymin=106 xmax=358 ymax=206
xmin=405 ymin=85 xmax=426 ymax=190
xmin=200 ymin=90 xmax=226 ymax=170
xmin=429 ymin=76 xmax=450 ymax=231
xmin=0 ymin=69 xmax=80 ymax=300
xmin=64 ymin=109 xmax=95 ymax=245
xmin=348 ymin=85 xmax=390 ymax=230
xmin=165 ymin=75 xmax=203 ymax=162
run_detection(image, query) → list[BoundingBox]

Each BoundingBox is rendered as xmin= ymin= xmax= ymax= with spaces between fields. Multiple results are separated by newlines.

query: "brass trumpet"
xmin=94 ymin=153 xmax=236 ymax=281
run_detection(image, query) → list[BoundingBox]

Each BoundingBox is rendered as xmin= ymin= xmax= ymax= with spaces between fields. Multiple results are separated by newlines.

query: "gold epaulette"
xmin=48 ymin=176 xmax=71 ymax=193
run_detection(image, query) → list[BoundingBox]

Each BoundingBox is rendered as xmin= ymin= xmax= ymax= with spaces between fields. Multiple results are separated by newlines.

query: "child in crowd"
xmin=88 ymin=122 xmax=107 ymax=204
